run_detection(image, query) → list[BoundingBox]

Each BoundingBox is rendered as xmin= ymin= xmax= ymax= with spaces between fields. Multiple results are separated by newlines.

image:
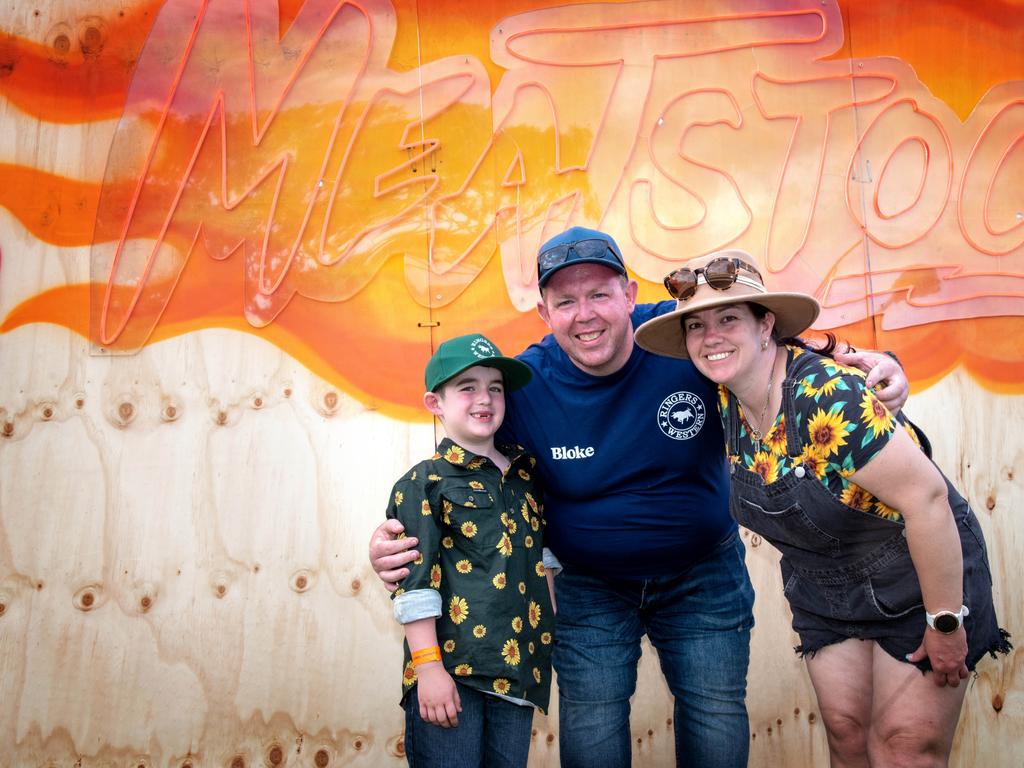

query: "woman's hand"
xmin=416 ymin=663 xmax=462 ymax=727
xmin=906 ymin=627 xmax=969 ymax=687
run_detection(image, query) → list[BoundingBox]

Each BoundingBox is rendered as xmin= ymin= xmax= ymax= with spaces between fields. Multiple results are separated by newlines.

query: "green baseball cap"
xmin=425 ymin=334 xmax=532 ymax=392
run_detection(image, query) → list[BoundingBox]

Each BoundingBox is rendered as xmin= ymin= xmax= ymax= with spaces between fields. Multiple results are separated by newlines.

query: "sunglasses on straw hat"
xmin=662 ymin=256 xmax=764 ymax=301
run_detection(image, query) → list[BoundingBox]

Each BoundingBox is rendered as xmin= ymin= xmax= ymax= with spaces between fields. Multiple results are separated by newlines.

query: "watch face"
xmin=934 ymin=613 xmax=959 ymax=633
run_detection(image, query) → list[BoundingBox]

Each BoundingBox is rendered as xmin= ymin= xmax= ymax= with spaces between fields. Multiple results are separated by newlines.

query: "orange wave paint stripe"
xmin=0 ymin=164 xmax=142 ymax=247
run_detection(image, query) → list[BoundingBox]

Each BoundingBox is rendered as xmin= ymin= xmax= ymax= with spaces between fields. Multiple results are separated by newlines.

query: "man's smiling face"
xmin=538 ymin=262 xmax=638 ymax=377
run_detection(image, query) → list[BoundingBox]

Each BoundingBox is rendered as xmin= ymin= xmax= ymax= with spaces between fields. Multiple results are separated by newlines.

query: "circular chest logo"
xmin=657 ymin=391 xmax=706 ymax=440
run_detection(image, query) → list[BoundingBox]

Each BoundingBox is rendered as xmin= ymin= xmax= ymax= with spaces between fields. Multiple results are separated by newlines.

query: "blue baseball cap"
xmin=537 ymin=226 xmax=628 ymax=288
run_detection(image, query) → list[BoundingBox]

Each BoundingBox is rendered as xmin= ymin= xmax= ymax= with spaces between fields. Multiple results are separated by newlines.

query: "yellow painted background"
xmin=0 ymin=1 xmax=1021 ymax=765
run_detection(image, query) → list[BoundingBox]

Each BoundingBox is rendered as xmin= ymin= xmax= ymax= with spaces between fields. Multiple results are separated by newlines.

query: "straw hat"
xmin=634 ymin=250 xmax=820 ymax=360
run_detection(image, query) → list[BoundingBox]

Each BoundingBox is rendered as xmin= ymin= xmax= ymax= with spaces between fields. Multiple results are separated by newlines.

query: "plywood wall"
xmin=1 ymin=321 xmax=1021 ymax=767
xmin=1 ymin=1 xmax=1021 ymax=766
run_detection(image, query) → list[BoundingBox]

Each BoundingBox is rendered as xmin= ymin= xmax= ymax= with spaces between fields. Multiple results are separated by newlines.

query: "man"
xmin=370 ymin=227 xmax=908 ymax=767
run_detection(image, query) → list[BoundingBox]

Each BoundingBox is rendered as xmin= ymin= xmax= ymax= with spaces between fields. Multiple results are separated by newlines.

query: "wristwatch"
xmin=926 ymin=605 xmax=969 ymax=634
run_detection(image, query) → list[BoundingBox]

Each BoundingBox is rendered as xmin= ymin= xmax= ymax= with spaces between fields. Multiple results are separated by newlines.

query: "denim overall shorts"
xmin=725 ymin=351 xmax=1010 ymax=669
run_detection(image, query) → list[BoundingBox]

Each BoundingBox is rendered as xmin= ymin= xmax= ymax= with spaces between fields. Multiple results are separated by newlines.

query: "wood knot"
xmin=41 ymin=405 xmax=54 ymax=420
xmin=266 ymin=744 xmax=284 ymax=766
xmin=231 ymin=756 xmax=245 ymax=768
xmin=350 ymin=578 xmax=361 ymax=594
xmin=53 ymin=33 xmax=71 ymax=54
xmin=283 ymin=387 xmax=293 ymax=398
xmin=352 ymin=740 xmax=363 ymax=751
xmin=0 ymin=602 xmax=6 ymax=617
xmin=117 ymin=401 xmax=136 ymax=425
xmin=73 ymin=585 xmax=101 ymax=611
xmin=139 ymin=595 xmax=153 ymax=612
xmin=75 ymin=397 xmax=85 ymax=408
xmin=321 ymin=391 xmax=339 ymax=414
xmin=291 ymin=570 xmax=314 ymax=594
xmin=808 ymin=712 xmax=817 ymax=724
xmin=80 ymin=24 xmax=103 ymax=56
xmin=182 ymin=761 xmax=194 ymax=768
xmin=750 ymin=534 xmax=762 ymax=548
xmin=546 ymin=734 xmax=554 ymax=744
xmin=252 ymin=396 xmax=264 ymax=409
xmin=215 ymin=584 xmax=227 ymax=598
xmin=314 ymin=750 xmax=329 ymax=768
xmin=2 ymin=422 xmax=13 ymax=437
xmin=992 ymin=694 xmax=1004 ymax=712
xmin=216 ymin=410 xmax=228 ymax=425
xmin=162 ymin=404 xmax=180 ymax=422
xmin=985 ymin=496 xmax=996 ymax=511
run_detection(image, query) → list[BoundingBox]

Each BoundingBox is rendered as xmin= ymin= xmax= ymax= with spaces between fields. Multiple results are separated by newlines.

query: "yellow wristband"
xmin=411 ymin=645 xmax=442 ymax=667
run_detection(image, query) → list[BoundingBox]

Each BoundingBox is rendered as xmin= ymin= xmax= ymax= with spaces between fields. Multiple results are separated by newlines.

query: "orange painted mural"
xmin=1 ymin=0 xmax=1022 ymax=418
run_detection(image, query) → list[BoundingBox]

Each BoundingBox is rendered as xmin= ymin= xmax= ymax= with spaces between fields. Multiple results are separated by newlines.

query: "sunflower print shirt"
xmin=386 ymin=438 xmax=554 ymax=712
xmin=719 ymin=346 xmax=923 ymax=522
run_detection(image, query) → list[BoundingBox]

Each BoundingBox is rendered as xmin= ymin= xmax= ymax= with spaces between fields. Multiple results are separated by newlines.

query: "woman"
xmin=634 ymin=250 xmax=1009 ymax=768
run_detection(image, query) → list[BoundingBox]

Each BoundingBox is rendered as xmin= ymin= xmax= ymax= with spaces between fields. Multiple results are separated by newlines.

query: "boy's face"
xmin=423 ymin=365 xmax=506 ymax=450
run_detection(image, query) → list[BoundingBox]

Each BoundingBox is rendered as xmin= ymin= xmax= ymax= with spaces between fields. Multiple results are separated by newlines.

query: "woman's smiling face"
xmin=682 ymin=303 xmax=774 ymax=388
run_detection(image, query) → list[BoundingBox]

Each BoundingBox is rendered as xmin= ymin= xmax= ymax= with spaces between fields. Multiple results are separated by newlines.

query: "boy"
xmin=386 ymin=333 xmax=556 ymax=768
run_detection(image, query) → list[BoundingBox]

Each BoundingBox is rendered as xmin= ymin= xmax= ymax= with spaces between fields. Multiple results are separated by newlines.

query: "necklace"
xmin=739 ymin=346 xmax=778 ymax=446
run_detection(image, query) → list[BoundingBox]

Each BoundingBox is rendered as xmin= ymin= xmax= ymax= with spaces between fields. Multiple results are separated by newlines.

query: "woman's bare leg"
xmin=805 ymin=639 xmax=875 ymax=768
xmin=867 ymin=644 xmax=966 ymax=768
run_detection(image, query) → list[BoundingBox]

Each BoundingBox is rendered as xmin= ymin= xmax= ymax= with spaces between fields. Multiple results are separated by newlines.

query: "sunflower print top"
xmin=719 ymin=346 xmax=922 ymax=523
xmin=386 ymin=438 xmax=554 ymax=712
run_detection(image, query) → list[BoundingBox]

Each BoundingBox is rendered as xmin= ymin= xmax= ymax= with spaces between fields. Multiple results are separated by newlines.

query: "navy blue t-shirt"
xmin=498 ymin=302 xmax=735 ymax=580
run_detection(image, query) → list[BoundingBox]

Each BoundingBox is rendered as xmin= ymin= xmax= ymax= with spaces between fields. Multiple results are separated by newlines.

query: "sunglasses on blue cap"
xmin=537 ymin=238 xmax=626 ymax=286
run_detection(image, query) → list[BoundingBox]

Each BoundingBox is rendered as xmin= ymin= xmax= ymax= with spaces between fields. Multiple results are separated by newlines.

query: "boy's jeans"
xmin=553 ymin=530 xmax=754 ymax=768
xmin=404 ymin=682 xmax=535 ymax=768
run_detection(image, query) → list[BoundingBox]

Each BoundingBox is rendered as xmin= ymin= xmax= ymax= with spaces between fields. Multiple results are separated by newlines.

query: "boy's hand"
xmin=369 ymin=519 xmax=419 ymax=592
xmin=416 ymin=663 xmax=462 ymax=727
xmin=833 ymin=349 xmax=909 ymax=413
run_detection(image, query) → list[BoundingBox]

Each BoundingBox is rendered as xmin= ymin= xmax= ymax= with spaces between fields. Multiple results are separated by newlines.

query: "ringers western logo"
xmin=470 ymin=337 xmax=496 ymax=359
xmin=658 ymin=392 xmax=706 ymax=440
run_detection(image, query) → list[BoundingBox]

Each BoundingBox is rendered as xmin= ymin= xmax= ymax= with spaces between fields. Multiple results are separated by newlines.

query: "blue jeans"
xmin=553 ymin=530 xmax=754 ymax=768
xmin=404 ymin=682 xmax=536 ymax=768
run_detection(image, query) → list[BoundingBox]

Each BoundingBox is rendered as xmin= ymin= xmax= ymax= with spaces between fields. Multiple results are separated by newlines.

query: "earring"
xmin=761 ymin=339 xmax=768 ymax=350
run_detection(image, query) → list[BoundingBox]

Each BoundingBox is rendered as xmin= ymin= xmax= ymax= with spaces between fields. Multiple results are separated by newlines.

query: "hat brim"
xmin=634 ymin=293 xmax=820 ymax=360
xmin=435 ymin=357 xmax=533 ymax=392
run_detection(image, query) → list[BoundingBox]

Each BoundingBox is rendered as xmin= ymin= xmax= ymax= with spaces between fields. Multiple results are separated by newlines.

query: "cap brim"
xmin=634 ymin=294 xmax=820 ymax=360
xmin=538 ymin=258 xmax=627 ymax=287
xmin=436 ymin=357 xmax=533 ymax=392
